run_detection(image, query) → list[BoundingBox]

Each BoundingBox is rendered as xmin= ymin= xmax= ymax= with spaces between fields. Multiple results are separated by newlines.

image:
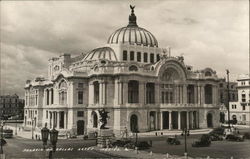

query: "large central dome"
xmin=107 ymin=6 xmax=158 ymax=47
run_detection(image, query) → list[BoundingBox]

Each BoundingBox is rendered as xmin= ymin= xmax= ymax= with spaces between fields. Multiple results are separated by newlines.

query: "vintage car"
xmin=0 ymin=129 xmax=13 ymax=138
xmin=167 ymin=136 xmax=181 ymax=145
xmin=225 ymin=134 xmax=245 ymax=142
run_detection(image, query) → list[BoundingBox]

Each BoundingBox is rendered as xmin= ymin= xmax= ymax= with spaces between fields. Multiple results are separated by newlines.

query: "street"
xmin=3 ymin=137 xmax=123 ymax=158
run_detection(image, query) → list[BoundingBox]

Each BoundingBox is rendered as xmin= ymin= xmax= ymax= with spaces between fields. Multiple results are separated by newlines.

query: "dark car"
xmin=226 ymin=134 xmax=244 ymax=142
xmin=167 ymin=137 xmax=181 ymax=145
xmin=209 ymin=133 xmax=223 ymax=141
xmin=0 ymin=129 xmax=13 ymax=138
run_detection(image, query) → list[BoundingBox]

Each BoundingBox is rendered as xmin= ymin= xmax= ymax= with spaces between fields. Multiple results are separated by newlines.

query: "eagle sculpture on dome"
xmin=130 ymin=5 xmax=135 ymax=13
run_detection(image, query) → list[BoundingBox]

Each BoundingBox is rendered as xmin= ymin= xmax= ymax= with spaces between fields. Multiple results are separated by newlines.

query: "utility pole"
xmin=226 ymin=69 xmax=230 ymax=128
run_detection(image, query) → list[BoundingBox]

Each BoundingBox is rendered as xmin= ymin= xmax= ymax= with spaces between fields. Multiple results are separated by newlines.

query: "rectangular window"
xmin=242 ymin=94 xmax=246 ymax=102
xmin=78 ymin=91 xmax=83 ymax=104
xmin=144 ymin=53 xmax=148 ymax=62
xmin=137 ymin=52 xmax=141 ymax=62
xmin=242 ymin=114 xmax=246 ymax=121
xmin=123 ymin=50 xmax=127 ymax=61
xmin=243 ymin=105 xmax=246 ymax=110
xmin=150 ymin=53 xmax=154 ymax=63
xmin=78 ymin=83 xmax=84 ymax=89
xmin=157 ymin=54 xmax=160 ymax=61
xmin=130 ymin=51 xmax=134 ymax=61
xmin=77 ymin=111 xmax=84 ymax=117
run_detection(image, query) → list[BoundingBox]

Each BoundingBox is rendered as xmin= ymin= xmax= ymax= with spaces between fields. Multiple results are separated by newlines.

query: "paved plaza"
xmin=1 ymin=123 xmax=250 ymax=158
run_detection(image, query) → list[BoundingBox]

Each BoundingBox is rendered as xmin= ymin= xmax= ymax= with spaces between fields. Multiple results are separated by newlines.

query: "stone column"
xmin=64 ymin=111 xmax=67 ymax=129
xmin=123 ymin=81 xmax=128 ymax=105
xmin=49 ymin=111 xmax=52 ymax=129
xmin=178 ymin=111 xmax=181 ymax=130
xmin=175 ymin=85 xmax=179 ymax=104
xmin=194 ymin=85 xmax=198 ymax=104
xmin=190 ymin=111 xmax=193 ymax=129
xmin=212 ymin=85 xmax=217 ymax=105
xmin=57 ymin=112 xmax=60 ymax=129
xmin=114 ymin=80 xmax=119 ymax=105
xmin=160 ymin=112 xmax=163 ymax=130
xmin=155 ymin=83 xmax=160 ymax=104
xmin=187 ymin=111 xmax=189 ymax=129
xmin=118 ymin=82 xmax=122 ymax=104
xmin=183 ymin=84 xmax=187 ymax=104
xmin=139 ymin=81 xmax=145 ymax=104
xmin=201 ymin=84 xmax=205 ymax=105
xmin=88 ymin=82 xmax=94 ymax=105
xmin=180 ymin=85 xmax=183 ymax=104
xmin=169 ymin=111 xmax=172 ymax=130
xmin=102 ymin=82 xmax=106 ymax=105
xmin=99 ymin=82 xmax=103 ymax=105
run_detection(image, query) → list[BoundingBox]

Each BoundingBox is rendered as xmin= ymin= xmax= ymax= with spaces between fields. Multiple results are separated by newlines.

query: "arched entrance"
xmin=77 ymin=120 xmax=85 ymax=135
xmin=149 ymin=112 xmax=156 ymax=131
xmin=92 ymin=111 xmax=98 ymax=128
xmin=130 ymin=114 xmax=138 ymax=132
xmin=207 ymin=113 xmax=213 ymax=128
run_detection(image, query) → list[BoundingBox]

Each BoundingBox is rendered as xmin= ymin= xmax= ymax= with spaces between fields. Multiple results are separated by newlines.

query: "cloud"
xmin=0 ymin=0 xmax=249 ymax=98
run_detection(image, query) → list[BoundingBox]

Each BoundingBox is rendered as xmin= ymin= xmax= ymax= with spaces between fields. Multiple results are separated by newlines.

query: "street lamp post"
xmin=50 ymin=127 xmax=59 ymax=152
xmin=41 ymin=123 xmax=49 ymax=150
xmin=0 ymin=121 xmax=4 ymax=154
xmin=181 ymin=128 xmax=190 ymax=158
xmin=41 ymin=125 xmax=58 ymax=159
xmin=31 ymin=118 xmax=34 ymax=139
xmin=226 ymin=69 xmax=230 ymax=128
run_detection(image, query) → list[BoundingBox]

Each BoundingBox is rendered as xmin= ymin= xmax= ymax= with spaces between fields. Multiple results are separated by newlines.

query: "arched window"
xmin=51 ymin=89 xmax=54 ymax=104
xmin=187 ymin=85 xmax=195 ymax=104
xmin=123 ymin=50 xmax=128 ymax=61
xmin=130 ymin=114 xmax=138 ymax=132
xmin=205 ymin=84 xmax=213 ymax=104
xmin=146 ymin=83 xmax=155 ymax=104
xmin=150 ymin=53 xmax=154 ymax=63
xmin=129 ymin=65 xmax=138 ymax=71
xmin=93 ymin=81 xmax=99 ymax=104
xmin=59 ymin=80 xmax=67 ymax=105
xmin=205 ymin=71 xmax=212 ymax=77
xmin=46 ymin=89 xmax=49 ymax=105
xmin=128 ymin=80 xmax=139 ymax=103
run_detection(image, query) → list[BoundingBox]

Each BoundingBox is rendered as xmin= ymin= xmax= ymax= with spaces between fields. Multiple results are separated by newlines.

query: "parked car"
xmin=192 ymin=134 xmax=211 ymax=147
xmin=167 ymin=136 xmax=181 ymax=145
xmin=225 ymin=134 xmax=244 ymax=142
xmin=0 ymin=129 xmax=13 ymax=138
xmin=209 ymin=133 xmax=223 ymax=141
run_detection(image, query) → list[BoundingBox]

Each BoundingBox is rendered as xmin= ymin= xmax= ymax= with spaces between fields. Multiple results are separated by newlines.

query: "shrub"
xmin=112 ymin=140 xmax=132 ymax=147
xmin=244 ymin=132 xmax=250 ymax=139
xmin=136 ymin=141 xmax=151 ymax=150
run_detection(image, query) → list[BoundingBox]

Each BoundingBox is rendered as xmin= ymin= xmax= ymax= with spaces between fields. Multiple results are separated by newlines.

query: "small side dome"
xmin=83 ymin=47 xmax=118 ymax=61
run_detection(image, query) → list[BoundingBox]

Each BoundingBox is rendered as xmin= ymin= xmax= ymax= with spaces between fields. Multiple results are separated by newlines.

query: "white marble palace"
xmin=24 ymin=6 xmax=221 ymax=137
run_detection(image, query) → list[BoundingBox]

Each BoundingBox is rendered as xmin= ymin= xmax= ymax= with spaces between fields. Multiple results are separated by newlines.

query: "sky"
xmin=0 ymin=0 xmax=249 ymax=98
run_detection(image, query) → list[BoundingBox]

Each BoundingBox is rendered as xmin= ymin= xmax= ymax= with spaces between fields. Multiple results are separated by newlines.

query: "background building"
xmin=24 ymin=7 xmax=221 ymax=137
xmin=218 ymin=78 xmax=238 ymax=123
xmin=0 ymin=94 xmax=25 ymax=120
xmin=227 ymin=74 xmax=250 ymax=125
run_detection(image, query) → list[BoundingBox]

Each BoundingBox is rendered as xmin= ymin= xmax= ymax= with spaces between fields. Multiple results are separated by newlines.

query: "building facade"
xmin=227 ymin=74 xmax=250 ymax=125
xmin=24 ymin=7 xmax=221 ymax=137
xmin=0 ymin=94 xmax=25 ymax=120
